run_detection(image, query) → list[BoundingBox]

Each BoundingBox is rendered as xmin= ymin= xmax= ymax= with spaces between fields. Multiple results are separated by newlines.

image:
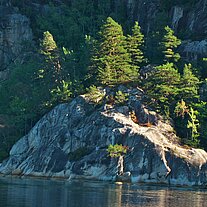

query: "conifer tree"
xmin=40 ymin=31 xmax=58 ymax=58
xmin=146 ymin=62 xmax=180 ymax=113
xmin=161 ymin=26 xmax=181 ymax=62
xmin=39 ymin=31 xmax=62 ymax=84
xmin=179 ymin=64 xmax=200 ymax=102
xmin=39 ymin=31 xmax=74 ymax=106
xmin=126 ymin=21 xmax=145 ymax=71
xmin=92 ymin=17 xmax=136 ymax=85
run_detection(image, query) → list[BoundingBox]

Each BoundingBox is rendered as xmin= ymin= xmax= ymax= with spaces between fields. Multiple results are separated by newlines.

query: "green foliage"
xmin=179 ymin=64 xmax=200 ymax=102
xmin=187 ymin=107 xmax=200 ymax=146
xmin=174 ymin=100 xmax=200 ymax=147
xmin=9 ymin=96 xmax=28 ymax=115
xmin=86 ymin=85 xmax=105 ymax=104
xmin=174 ymin=100 xmax=189 ymax=139
xmin=37 ymin=4 xmax=84 ymax=50
xmin=114 ymin=91 xmax=129 ymax=105
xmin=39 ymin=31 xmax=82 ymax=105
xmin=145 ymin=62 xmax=180 ymax=111
xmin=193 ymin=102 xmax=207 ymax=148
xmin=39 ymin=31 xmax=62 ymax=81
xmin=161 ymin=26 xmax=181 ymax=63
xmin=107 ymin=144 xmax=128 ymax=158
xmin=0 ymin=59 xmax=47 ymax=160
xmin=146 ymin=31 xmax=163 ymax=64
xmin=83 ymin=35 xmax=99 ymax=86
xmin=40 ymin=31 xmax=58 ymax=57
xmin=145 ymin=11 xmax=169 ymax=64
xmin=51 ymin=80 xmax=72 ymax=103
xmin=126 ymin=21 xmax=145 ymax=71
xmin=0 ymin=59 xmax=44 ymax=123
xmin=174 ymin=99 xmax=189 ymax=118
xmin=0 ymin=30 xmax=75 ymax=159
xmin=92 ymin=17 xmax=137 ymax=85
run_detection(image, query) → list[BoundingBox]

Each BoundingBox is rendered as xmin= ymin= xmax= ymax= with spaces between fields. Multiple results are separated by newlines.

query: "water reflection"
xmin=0 ymin=177 xmax=207 ymax=207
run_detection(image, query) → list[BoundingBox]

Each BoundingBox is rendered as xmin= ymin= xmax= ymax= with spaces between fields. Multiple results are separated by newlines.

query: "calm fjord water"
xmin=0 ymin=177 xmax=206 ymax=207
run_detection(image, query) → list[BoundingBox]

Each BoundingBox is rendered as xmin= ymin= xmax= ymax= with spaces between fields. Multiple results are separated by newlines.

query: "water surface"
xmin=0 ymin=177 xmax=206 ymax=207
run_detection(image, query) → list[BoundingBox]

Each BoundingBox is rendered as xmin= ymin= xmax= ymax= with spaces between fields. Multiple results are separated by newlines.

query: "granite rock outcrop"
xmin=0 ymin=87 xmax=207 ymax=186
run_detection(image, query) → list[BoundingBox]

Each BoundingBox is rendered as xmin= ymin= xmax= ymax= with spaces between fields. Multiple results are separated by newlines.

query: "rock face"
xmin=181 ymin=40 xmax=207 ymax=61
xmin=125 ymin=0 xmax=207 ymax=59
xmin=0 ymin=87 xmax=207 ymax=186
xmin=0 ymin=5 xmax=32 ymax=72
xmin=126 ymin=0 xmax=207 ymax=38
xmin=126 ymin=0 xmax=160 ymax=34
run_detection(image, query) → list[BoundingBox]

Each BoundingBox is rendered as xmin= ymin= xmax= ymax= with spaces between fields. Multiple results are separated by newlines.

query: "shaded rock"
xmin=180 ymin=40 xmax=207 ymax=61
xmin=125 ymin=0 xmax=207 ymax=59
xmin=171 ymin=6 xmax=184 ymax=32
xmin=0 ymin=5 xmax=33 ymax=72
xmin=140 ymin=65 xmax=155 ymax=80
xmin=126 ymin=0 xmax=160 ymax=34
xmin=116 ymin=172 xmax=131 ymax=182
xmin=129 ymin=96 xmax=158 ymax=125
xmin=11 ymin=168 xmax=22 ymax=176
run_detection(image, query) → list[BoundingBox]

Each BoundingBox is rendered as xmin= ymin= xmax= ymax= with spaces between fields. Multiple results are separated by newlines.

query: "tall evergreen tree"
xmin=91 ymin=17 xmax=136 ymax=85
xmin=146 ymin=62 xmax=180 ymax=114
xmin=126 ymin=21 xmax=145 ymax=71
xmin=161 ymin=26 xmax=181 ymax=63
xmin=39 ymin=31 xmax=74 ymax=107
xmin=39 ymin=31 xmax=62 ymax=85
xmin=179 ymin=64 xmax=200 ymax=102
xmin=40 ymin=31 xmax=58 ymax=58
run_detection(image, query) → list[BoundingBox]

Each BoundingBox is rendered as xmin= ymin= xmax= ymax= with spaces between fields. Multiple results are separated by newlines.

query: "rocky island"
xmin=0 ymin=86 xmax=207 ymax=186
xmin=0 ymin=0 xmax=207 ymax=188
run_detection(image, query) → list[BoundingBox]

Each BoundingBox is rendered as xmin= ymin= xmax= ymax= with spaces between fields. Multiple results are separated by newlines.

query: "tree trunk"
xmin=117 ymin=155 xmax=124 ymax=175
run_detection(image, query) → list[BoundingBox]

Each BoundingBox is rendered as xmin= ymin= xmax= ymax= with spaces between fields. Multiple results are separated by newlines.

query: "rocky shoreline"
xmin=0 ymin=87 xmax=207 ymax=186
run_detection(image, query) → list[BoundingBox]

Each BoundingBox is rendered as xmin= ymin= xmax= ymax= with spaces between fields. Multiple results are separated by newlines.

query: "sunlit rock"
xmin=0 ymin=87 xmax=207 ymax=186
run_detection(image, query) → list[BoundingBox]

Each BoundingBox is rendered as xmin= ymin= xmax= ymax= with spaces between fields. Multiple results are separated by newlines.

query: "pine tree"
xmin=40 ymin=31 xmax=61 ymax=71
xmin=179 ymin=64 xmax=200 ymax=102
xmin=40 ymin=31 xmax=58 ymax=57
xmin=39 ymin=31 xmax=75 ymax=107
xmin=161 ymin=26 xmax=181 ymax=62
xmin=51 ymin=80 xmax=72 ymax=103
xmin=126 ymin=21 xmax=145 ymax=71
xmin=92 ymin=17 xmax=136 ymax=86
xmin=39 ymin=31 xmax=62 ymax=83
xmin=146 ymin=62 xmax=180 ymax=113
